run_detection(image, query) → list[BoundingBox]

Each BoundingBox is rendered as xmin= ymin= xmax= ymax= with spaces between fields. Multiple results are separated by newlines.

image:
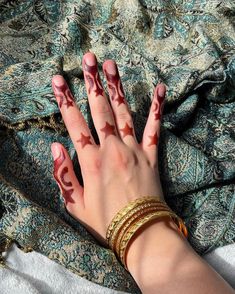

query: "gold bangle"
xmin=109 ymin=201 xmax=171 ymax=250
xmin=106 ymin=197 xmax=165 ymax=244
xmin=119 ymin=211 xmax=184 ymax=269
xmin=114 ymin=205 xmax=171 ymax=256
xmin=109 ymin=203 xmax=157 ymax=250
xmin=105 ymin=197 xmax=188 ymax=270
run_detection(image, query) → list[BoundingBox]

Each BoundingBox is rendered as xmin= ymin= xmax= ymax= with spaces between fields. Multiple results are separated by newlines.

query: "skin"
xmin=51 ymin=52 xmax=235 ymax=294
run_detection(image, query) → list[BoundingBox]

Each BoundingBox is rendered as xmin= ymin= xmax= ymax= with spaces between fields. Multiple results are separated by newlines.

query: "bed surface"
xmin=0 ymin=243 xmax=234 ymax=293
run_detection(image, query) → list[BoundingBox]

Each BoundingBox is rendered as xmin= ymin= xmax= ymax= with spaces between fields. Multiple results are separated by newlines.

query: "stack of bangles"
xmin=106 ymin=196 xmax=188 ymax=270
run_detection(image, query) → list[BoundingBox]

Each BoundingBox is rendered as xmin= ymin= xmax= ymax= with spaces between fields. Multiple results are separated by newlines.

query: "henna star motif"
xmin=148 ymin=132 xmax=158 ymax=146
xmin=84 ymin=60 xmax=104 ymax=97
xmin=100 ymin=122 xmax=116 ymax=139
xmin=77 ymin=133 xmax=92 ymax=148
xmin=53 ymin=84 xmax=74 ymax=109
xmin=115 ymin=95 xmax=125 ymax=106
xmin=120 ymin=123 xmax=134 ymax=138
xmin=53 ymin=149 xmax=75 ymax=205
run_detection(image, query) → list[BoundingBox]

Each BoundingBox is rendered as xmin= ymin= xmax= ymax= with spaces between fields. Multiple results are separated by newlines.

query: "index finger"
xmin=52 ymin=75 xmax=98 ymax=154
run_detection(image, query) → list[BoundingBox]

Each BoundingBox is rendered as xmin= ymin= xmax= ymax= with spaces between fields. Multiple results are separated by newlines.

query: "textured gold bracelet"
xmin=114 ymin=205 xmax=171 ymax=256
xmin=109 ymin=201 xmax=170 ymax=250
xmin=105 ymin=197 xmax=188 ymax=270
xmin=106 ymin=197 xmax=165 ymax=244
xmin=109 ymin=203 xmax=157 ymax=250
xmin=119 ymin=211 xmax=187 ymax=269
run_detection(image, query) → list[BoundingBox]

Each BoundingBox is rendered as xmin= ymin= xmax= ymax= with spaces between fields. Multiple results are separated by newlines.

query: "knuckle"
xmin=117 ymin=112 xmax=132 ymax=121
xmin=149 ymin=159 xmax=157 ymax=169
xmin=145 ymin=155 xmax=157 ymax=169
xmin=93 ymin=157 xmax=102 ymax=171
xmin=115 ymin=149 xmax=137 ymax=170
xmin=82 ymin=154 xmax=102 ymax=174
xmin=66 ymin=117 xmax=84 ymax=130
xmin=94 ymin=103 xmax=111 ymax=115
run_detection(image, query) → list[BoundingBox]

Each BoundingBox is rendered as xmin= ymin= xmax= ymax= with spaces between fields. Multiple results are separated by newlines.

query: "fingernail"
xmin=51 ymin=143 xmax=61 ymax=159
xmin=104 ymin=61 xmax=117 ymax=75
xmin=83 ymin=52 xmax=96 ymax=66
xmin=52 ymin=75 xmax=65 ymax=87
xmin=157 ymin=84 xmax=166 ymax=98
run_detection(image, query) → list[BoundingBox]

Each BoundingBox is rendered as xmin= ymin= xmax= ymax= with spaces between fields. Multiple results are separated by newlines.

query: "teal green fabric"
xmin=0 ymin=0 xmax=235 ymax=292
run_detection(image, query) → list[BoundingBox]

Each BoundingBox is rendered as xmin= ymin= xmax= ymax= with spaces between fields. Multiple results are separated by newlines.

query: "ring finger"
xmin=52 ymin=75 xmax=97 ymax=162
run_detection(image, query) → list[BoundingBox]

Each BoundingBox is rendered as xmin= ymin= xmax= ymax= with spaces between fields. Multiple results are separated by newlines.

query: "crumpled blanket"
xmin=0 ymin=0 xmax=234 ymax=293
xmin=1 ymin=243 xmax=128 ymax=294
xmin=0 ymin=242 xmax=234 ymax=293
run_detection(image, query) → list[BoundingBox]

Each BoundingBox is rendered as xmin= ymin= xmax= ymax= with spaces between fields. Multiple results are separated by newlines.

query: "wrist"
xmin=106 ymin=197 xmax=187 ymax=269
xmin=125 ymin=217 xmax=193 ymax=290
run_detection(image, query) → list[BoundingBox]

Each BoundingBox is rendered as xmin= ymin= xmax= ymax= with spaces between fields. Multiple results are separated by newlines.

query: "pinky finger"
xmin=51 ymin=142 xmax=84 ymax=212
xmin=141 ymin=84 xmax=166 ymax=166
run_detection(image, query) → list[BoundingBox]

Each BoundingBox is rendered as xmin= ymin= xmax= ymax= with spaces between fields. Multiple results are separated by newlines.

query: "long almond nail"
xmin=157 ymin=84 xmax=166 ymax=98
xmin=51 ymin=143 xmax=61 ymax=160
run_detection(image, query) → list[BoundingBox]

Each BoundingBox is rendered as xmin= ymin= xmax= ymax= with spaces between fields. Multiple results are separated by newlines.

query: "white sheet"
xmin=0 ymin=243 xmax=127 ymax=294
xmin=0 ymin=242 xmax=234 ymax=293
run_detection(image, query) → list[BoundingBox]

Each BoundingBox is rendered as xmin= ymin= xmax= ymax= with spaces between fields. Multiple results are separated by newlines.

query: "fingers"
xmin=82 ymin=52 xmax=119 ymax=146
xmin=103 ymin=60 xmax=137 ymax=147
xmin=51 ymin=142 xmax=84 ymax=211
xmin=52 ymin=75 xmax=97 ymax=156
xmin=141 ymin=84 xmax=166 ymax=166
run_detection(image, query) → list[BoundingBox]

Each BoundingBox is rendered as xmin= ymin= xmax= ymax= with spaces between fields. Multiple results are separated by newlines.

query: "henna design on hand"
xmin=61 ymin=167 xmax=72 ymax=187
xmin=104 ymin=69 xmax=125 ymax=106
xmin=84 ymin=60 xmax=104 ymax=97
xmin=53 ymin=149 xmax=75 ymax=205
xmin=100 ymin=122 xmax=116 ymax=139
xmin=119 ymin=123 xmax=134 ymax=138
xmin=148 ymin=131 xmax=158 ymax=146
xmin=153 ymin=92 xmax=164 ymax=120
xmin=53 ymin=83 xmax=74 ymax=109
xmin=77 ymin=133 xmax=93 ymax=148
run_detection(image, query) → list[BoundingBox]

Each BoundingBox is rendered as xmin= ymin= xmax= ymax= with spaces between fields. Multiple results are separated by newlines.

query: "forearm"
xmin=126 ymin=219 xmax=235 ymax=294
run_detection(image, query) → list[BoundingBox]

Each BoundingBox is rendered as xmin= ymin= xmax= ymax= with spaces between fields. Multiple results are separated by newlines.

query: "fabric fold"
xmin=0 ymin=0 xmax=235 ymax=291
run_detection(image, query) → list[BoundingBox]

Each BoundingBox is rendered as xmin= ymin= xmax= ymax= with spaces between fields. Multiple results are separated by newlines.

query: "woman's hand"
xmin=50 ymin=53 xmax=235 ymax=294
xmin=51 ymin=52 xmax=166 ymax=245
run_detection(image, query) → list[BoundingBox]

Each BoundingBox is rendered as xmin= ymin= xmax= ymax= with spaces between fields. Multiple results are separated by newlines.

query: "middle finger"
xmin=82 ymin=52 xmax=118 ymax=147
xmin=103 ymin=60 xmax=137 ymax=147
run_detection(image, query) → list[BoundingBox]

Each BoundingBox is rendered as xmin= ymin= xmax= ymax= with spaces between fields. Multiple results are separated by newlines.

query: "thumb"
xmin=51 ymin=142 xmax=84 ymax=211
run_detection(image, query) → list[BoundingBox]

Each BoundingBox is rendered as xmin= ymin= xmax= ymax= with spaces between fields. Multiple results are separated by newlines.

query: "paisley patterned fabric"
xmin=0 ymin=0 xmax=235 ymax=292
